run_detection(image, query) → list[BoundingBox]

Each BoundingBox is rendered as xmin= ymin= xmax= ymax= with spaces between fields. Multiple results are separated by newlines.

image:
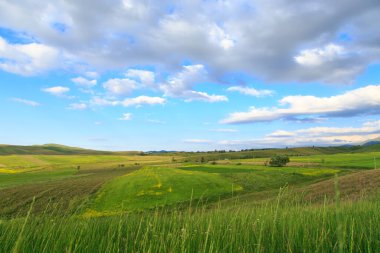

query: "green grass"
xmin=1 ymin=150 xmax=380 ymax=252
xmin=0 ymin=144 xmax=113 ymax=155
xmin=87 ymin=167 xmax=240 ymax=213
xmin=1 ymin=192 xmax=380 ymax=252
xmin=179 ymin=164 xmax=343 ymax=192
xmin=290 ymin=152 xmax=380 ymax=169
xmin=0 ymin=154 xmax=172 ymax=171
xmin=0 ymin=167 xmax=139 ymax=218
xmin=0 ymin=168 xmax=77 ymax=189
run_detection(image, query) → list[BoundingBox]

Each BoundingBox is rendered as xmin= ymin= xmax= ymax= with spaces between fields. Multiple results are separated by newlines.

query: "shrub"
xmin=268 ymin=155 xmax=289 ymax=167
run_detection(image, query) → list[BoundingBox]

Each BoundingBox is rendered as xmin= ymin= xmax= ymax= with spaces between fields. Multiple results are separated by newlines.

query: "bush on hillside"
xmin=268 ymin=155 xmax=290 ymax=167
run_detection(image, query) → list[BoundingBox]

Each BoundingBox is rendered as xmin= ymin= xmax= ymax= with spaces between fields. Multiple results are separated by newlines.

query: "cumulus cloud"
xmin=11 ymin=97 xmax=40 ymax=106
xmin=197 ymin=120 xmax=380 ymax=149
xmin=71 ymin=76 xmax=97 ymax=88
xmin=103 ymin=78 xmax=137 ymax=96
xmin=121 ymin=96 xmax=166 ymax=107
xmin=227 ymin=86 xmax=273 ymax=97
xmin=160 ymin=64 xmax=227 ymax=102
xmin=90 ymin=97 xmax=118 ymax=106
xmin=208 ymin=24 xmax=235 ymax=50
xmin=1 ymin=0 xmax=379 ymax=83
xmin=0 ymin=36 xmax=60 ymax=75
xmin=125 ymin=69 xmax=155 ymax=87
xmin=160 ymin=64 xmax=205 ymax=96
xmin=294 ymin=44 xmax=346 ymax=67
xmin=182 ymin=91 xmax=228 ymax=103
xmin=42 ymin=86 xmax=70 ymax=96
xmin=263 ymin=120 xmax=380 ymax=146
xmin=90 ymin=96 xmax=165 ymax=108
xmin=84 ymin=71 xmax=99 ymax=79
xmin=119 ymin=113 xmax=132 ymax=121
xmin=222 ymin=85 xmax=380 ymax=124
xmin=184 ymin=139 xmax=212 ymax=144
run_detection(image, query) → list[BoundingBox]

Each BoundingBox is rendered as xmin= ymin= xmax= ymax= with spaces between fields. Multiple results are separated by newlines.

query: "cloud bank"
xmin=0 ymin=0 xmax=379 ymax=83
xmin=222 ymin=85 xmax=380 ymax=124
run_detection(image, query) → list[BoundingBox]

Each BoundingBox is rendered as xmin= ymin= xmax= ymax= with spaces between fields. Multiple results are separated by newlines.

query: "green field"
xmin=1 ymin=145 xmax=380 ymax=252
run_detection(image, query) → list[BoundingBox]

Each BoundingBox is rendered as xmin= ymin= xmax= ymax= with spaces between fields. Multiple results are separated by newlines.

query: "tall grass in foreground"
xmin=1 ymin=193 xmax=379 ymax=253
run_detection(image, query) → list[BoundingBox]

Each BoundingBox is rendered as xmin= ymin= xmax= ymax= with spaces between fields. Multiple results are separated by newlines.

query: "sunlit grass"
xmin=1 ymin=151 xmax=380 ymax=252
xmin=88 ymin=167 xmax=240 ymax=212
xmin=1 ymin=190 xmax=380 ymax=252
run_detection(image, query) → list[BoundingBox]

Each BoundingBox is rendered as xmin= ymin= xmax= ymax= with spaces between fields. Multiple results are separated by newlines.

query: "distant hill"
xmin=0 ymin=142 xmax=379 ymax=156
xmin=0 ymin=144 xmax=113 ymax=155
xmin=362 ymin=137 xmax=380 ymax=146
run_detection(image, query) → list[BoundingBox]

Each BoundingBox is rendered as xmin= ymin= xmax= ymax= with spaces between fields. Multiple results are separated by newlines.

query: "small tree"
xmin=268 ymin=155 xmax=289 ymax=167
xmin=200 ymin=157 xmax=205 ymax=163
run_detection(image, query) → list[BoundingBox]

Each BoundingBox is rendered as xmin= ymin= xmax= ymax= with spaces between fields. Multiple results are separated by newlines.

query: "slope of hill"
xmin=0 ymin=142 xmax=379 ymax=156
xmin=176 ymin=144 xmax=380 ymax=162
xmin=0 ymin=144 xmax=113 ymax=155
xmin=302 ymin=169 xmax=380 ymax=202
xmin=362 ymin=137 xmax=380 ymax=146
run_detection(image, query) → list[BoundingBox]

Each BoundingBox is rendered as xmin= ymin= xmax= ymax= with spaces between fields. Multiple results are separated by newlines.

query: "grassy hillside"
xmin=1 ymin=186 xmax=380 ymax=252
xmin=170 ymin=144 xmax=380 ymax=163
xmin=1 ymin=142 xmax=379 ymax=157
xmin=0 ymin=144 xmax=114 ymax=155
xmin=86 ymin=167 xmax=239 ymax=214
xmin=1 ymin=149 xmax=380 ymax=252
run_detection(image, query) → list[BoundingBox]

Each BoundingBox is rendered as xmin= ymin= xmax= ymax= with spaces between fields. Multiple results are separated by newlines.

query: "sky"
xmin=1 ymin=0 xmax=380 ymax=151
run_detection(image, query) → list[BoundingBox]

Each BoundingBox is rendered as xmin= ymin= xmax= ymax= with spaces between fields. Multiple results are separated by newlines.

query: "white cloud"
xmin=11 ymin=97 xmax=40 ymax=106
xmin=68 ymin=102 xmax=87 ymax=110
xmin=119 ymin=113 xmax=132 ymax=121
xmin=0 ymin=1 xmax=379 ymax=83
xmin=227 ymin=86 xmax=273 ymax=97
xmin=184 ymin=139 xmax=212 ymax=144
xmin=294 ymin=44 xmax=346 ymax=67
xmin=90 ymin=97 xmax=118 ymax=106
xmin=125 ymin=69 xmax=155 ymax=87
xmin=183 ymin=91 xmax=228 ymax=103
xmin=266 ymin=130 xmax=295 ymax=138
xmin=103 ymin=78 xmax=137 ymax=96
xmin=0 ymin=37 xmax=60 ymax=76
xmin=42 ymin=86 xmax=70 ymax=96
xmin=121 ymin=96 xmax=166 ymax=107
xmin=85 ymin=71 xmax=99 ymax=79
xmin=160 ymin=64 xmax=228 ymax=102
xmin=208 ymin=24 xmax=235 ymax=50
xmin=222 ymin=85 xmax=380 ymax=124
xmin=197 ymin=120 xmax=380 ymax=149
xmin=160 ymin=64 xmax=206 ymax=96
xmin=71 ymin=77 xmax=97 ymax=88
xmin=90 ymin=95 xmax=165 ymax=108
xmin=263 ymin=120 xmax=380 ymax=146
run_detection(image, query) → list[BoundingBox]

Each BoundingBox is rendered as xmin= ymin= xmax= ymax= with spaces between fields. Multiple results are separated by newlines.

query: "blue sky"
xmin=1 ymin=0 xmax=380 ymax=151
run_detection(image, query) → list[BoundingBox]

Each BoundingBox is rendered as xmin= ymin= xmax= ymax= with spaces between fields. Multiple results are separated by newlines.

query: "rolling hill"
xmin=0 ymin=144 xmax=112 ymax=155
xmin=0 ymin=142 xmax=379 ymax=156
xmin=362 ymin=137 xmax=380 ymax=146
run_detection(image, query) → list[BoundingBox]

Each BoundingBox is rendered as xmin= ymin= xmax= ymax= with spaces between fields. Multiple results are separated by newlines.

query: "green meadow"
xmin=0 ymin=145 xmax=380 ymax=252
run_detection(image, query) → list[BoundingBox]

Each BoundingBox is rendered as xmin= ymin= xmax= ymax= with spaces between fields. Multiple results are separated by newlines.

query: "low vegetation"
xmin=0 ymin=144 xmax=379 ymax=252
xmin=268 ymin=155 xmax=290 ymax=167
